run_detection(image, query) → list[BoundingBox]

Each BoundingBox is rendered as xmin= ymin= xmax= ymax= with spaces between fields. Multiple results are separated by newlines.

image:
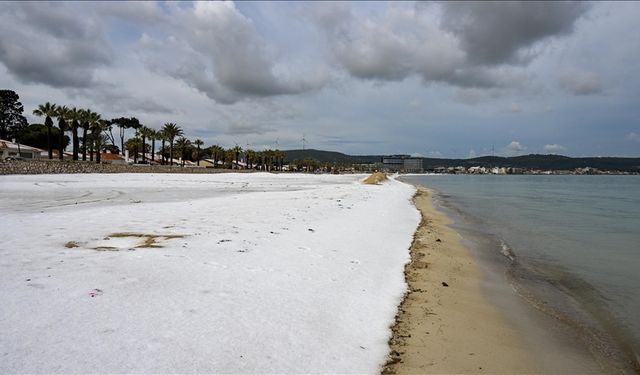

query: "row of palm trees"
xmin=205 ymin=146 xmax=287 ymax=171
xmin=31 ymin=102 xmax=286 ymax=169
xmin=32 ymin=102 xmax=105 ymax=162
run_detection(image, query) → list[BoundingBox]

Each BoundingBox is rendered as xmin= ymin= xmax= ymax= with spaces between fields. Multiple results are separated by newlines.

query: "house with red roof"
xmin=99 ymin=152 xmax=127 ymax=164
xmin=1 ymin=139 xmax=45 ymax=160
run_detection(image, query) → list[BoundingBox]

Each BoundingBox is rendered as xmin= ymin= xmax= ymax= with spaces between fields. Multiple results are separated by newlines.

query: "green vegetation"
xmin=15 ymin=124 xmax=69 ymax=151
xmin=32 ymin=102 xmax=57 ymax=159
xmin=10 ymin=89 xmax=289 ymax=170
xmin=0 ymin=90 xmax=28 ymax=141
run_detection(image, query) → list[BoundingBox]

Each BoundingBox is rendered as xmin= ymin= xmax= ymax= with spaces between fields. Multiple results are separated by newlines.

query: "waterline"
xmin=402 ymin=175 xmax=640 ymax=373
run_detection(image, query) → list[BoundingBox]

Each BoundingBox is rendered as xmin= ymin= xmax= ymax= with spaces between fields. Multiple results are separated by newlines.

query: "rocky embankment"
xmin=0 ymin=160 xmax=240 ymax=175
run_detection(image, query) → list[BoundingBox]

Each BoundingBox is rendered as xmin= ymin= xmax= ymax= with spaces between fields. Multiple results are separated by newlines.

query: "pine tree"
xmin=0 ymin=90 xmax=28 ymax=140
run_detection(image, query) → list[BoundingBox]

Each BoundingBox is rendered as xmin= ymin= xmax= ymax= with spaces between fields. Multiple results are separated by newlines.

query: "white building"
xmin=0 ymin=139 xmax=45 ymax=160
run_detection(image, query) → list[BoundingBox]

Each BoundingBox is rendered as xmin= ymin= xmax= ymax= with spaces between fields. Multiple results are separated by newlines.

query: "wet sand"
xmin=384 ymin=187 xmax=606 ymax=374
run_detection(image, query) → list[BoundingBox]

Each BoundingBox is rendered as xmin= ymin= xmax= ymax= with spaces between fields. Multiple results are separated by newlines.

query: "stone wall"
xmin=0 ymin=160 xmax=246 ymax=175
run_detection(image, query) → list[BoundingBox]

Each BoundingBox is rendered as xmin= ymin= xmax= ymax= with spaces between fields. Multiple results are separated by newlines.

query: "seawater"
xmin=402 ymin=175 xmax=640 ymax=372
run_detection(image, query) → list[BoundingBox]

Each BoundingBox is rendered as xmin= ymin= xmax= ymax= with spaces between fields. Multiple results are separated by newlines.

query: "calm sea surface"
xmin=402 ymin=175 xmax=640 ymax=371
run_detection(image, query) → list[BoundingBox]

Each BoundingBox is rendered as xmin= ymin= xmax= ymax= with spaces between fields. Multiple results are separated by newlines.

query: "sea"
xmin=402 ymin=174 xmax=640 ymax=373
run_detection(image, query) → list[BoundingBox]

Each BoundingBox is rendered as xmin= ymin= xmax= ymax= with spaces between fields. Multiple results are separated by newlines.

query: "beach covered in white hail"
xmin=0 ymin=173 xmax=419 ymax=373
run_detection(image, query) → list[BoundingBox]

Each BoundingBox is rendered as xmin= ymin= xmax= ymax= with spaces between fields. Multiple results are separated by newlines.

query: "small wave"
xmin=500 ymin=240 xmax=516 ymax=262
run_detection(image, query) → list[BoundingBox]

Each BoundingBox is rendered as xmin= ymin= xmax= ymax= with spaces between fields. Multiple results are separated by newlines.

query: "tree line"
xmin=1 ymin=90 xmax=286 ymax=170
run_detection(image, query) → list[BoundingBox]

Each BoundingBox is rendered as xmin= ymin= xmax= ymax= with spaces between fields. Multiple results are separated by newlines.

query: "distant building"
xmin=0 ymin=139 xmax=45 ymax=160
xmin=381 ymin=155 xmax=406 ymax=171
xmin=379 ymin=155 xmax=423 ymax=173
xmin=403 ymin=158 xmax=423 ymax=173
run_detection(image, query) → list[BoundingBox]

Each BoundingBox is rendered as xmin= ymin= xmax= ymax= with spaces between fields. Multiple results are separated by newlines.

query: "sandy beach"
xmin=384 ymin=185 xmax=615 ymax=374
xmin=384 ymin=187 xmax=538 ymax=373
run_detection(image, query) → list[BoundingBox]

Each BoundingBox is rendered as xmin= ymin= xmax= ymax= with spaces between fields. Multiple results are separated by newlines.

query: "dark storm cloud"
xmin=310 ymin=2 xmax=589 ymax=90
xmin=309 ymin=3 xmax=467 ymax=85
xmin=440 ymin=1 xmax=590 ymax=65
xmin=0 ymin=2 xmax=113 ymax=88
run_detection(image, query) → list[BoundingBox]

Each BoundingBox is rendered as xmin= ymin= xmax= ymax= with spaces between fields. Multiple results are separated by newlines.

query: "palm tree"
xmin=66 ymin=107 xmax=82 ymax=160
xmin=209 ymin=145 xmax=223 ymax=168
xmin=161 ymin=123 xmax=183 ymax=166
xmin=274 ymin=149 xmax=286 ymax=171
xmin=224 ymin=148 xmax=235 ymax=169
xmin=32 ymin=102 xmax=57 ymax=159
xmin=125 ymin=137 xmax=143 ymax=163
xmin=232 ymin=145 xmax=243 ymax=170
xmin=194 ymin=139 xmax=204 ymax=166
xmin=157 ymin=129 xmax=166 ymax=165
xmin=54 ymin=106 xmax=70 ymax=160
xmin=149 ymin=129 xmax=157 ymax=163
xmin=85 ymin=111 xmax=102 ymax=161
xmin=78 ymin=109 xmax=91 ymax=161
xmin=245 ymin=149 xmax=256 ymax=170
xmin=139 ymin=126 xmax=153 ymax=162
xmin=175 ymin=137 xmax=191 ymax=166
xmin=255 ymin=151 xmax=264 ymax=171
xmin=90 ymin=119 xmax=109 ymax=162
xmin=262 ymin=149 xmax=273 ymax=171
xmin=92 ymin=133 xmax=108 ymax=164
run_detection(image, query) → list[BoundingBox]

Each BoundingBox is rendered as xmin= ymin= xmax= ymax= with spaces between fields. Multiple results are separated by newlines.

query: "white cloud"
xmin=506 ymin=141 xmax=526 ymax=154
xmin=543 ymin=144 xmax=567 ymax=153
xmin=136 ymin=1 xmax=328 ymax=104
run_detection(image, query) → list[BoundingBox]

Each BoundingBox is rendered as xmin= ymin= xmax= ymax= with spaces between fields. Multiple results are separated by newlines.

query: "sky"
xmin=1 ymin=1 xmax=639 ymax=157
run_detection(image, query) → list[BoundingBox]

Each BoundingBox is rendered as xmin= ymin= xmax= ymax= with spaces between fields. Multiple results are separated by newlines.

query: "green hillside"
xmin=283 ymin=149 xmax=640 ymax=172
xmin=283 ymin=149 xmax=379 ymax=164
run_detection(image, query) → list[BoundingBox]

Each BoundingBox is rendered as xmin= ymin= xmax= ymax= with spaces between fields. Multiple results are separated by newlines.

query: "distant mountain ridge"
xmin=283 ymin=149 xmax=640 ymax=171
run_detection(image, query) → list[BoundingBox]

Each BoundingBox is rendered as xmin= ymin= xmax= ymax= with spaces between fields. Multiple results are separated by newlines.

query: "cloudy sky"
xmin=1 ymin=1 xmax=639 ymax=157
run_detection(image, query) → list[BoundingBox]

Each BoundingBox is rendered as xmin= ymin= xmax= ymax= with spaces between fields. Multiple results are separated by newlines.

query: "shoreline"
xmin=414 ymin=178 xmax=639 ymax=374
xmin=384 ymin=187 xmax=536 ymax=373
xmin=384 ymin=186 xmax=608 ymax=374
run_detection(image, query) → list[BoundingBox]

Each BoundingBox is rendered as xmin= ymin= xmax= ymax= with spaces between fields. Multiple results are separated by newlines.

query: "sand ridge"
xmin=363 ymin=172 xmax=388 ymax=185
xmin=384 ymin=187 xmax=537 ymax=374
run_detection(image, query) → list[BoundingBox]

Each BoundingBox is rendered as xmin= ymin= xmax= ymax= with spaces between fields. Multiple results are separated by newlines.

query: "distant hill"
xmin=283 ymin=149 xmax=640 ymax=172
xmin=283 ymin=149 xmax=380 ymax=164
xmin=430 ymin=155 xmax=640 ymax=171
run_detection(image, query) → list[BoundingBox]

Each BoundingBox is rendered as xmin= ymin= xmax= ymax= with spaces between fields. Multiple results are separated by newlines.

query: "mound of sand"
xmin=363 ymin=172 xmax=388 ymax=185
